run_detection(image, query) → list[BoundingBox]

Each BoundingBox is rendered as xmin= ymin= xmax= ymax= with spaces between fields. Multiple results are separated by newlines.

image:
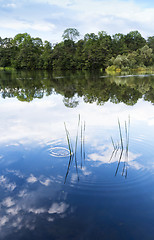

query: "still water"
xmin=0 ymin=70 xmax=154 ymax=239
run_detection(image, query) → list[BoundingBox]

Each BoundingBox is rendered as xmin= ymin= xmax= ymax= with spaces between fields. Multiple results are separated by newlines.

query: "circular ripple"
xmin=49 ymin=147 xmax=72 ymax=157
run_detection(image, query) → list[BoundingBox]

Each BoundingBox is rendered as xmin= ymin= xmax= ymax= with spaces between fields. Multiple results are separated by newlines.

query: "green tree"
xmin=12 ymin=33 xmax=42 ymax=69
xmin=0 ymin=37 xmax=13 ymax=67
xmin=39 ymin=40 xmax=53 ymax=69
xmin=147 ymin=36 xmax=154 ymax=52
xmin=112 ymin=55 xmax=129 ymax=69
xmin=112 ymin=33 xmax=127 ymax=56
xmin=124 ymin=31 xmax=146 ymax=52
xmin=97 ymin=31 xmax=112 ymax=69
xmin=62 ymin=28 xmax=80 ymax=41
xmin=137 ymin=45 xmax=153 ymax=66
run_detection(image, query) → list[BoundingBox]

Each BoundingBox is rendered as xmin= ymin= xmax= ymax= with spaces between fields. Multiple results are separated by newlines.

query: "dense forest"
xmin=0 ymin=28 xmax=154 ymax=71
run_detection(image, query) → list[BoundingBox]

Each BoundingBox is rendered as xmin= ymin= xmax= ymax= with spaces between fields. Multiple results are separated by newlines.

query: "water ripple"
xmin=49 ymin=147 xmax=71 ymax=158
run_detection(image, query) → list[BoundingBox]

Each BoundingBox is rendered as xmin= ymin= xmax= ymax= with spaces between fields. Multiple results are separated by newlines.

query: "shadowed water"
xmin=0 ymin=70 xmax=154 ymax=240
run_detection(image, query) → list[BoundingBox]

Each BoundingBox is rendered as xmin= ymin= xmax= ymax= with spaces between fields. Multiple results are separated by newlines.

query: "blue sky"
xmin=0 ymin=0 xmax=154 ymax=43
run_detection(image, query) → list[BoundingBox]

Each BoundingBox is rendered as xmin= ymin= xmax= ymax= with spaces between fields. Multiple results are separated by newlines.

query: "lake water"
xmin=0 ymin=70 xmax=154 ymax=239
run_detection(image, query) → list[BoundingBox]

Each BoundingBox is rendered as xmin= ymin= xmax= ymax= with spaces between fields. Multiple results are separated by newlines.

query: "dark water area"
xmin=0 ymin=70 xmax=154 ymax=239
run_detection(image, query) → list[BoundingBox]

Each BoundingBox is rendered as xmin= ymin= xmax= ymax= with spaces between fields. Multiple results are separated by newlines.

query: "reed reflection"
xmin=110 ymin=116 xmax=130 ymax=178
xmin=64 ymin=115 xmax=86 ymax=183
xmin=64 ymin=115 xmax=131 ymax=181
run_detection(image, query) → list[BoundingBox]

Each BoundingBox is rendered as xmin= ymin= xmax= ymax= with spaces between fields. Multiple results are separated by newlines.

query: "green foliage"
xmin=147 ymin=36 xmax=154 ymax=52
xmin=0 ymin=29 xmax=153 ymax=71
xmin=111 ymin=33 xmax=127 ymax=56
xmin=62 ymin=28 xmax=80 ymax=41
xmin=107 ymin=45 xmax=153 ymax=72
xmin=124 ymin=31 xmax=146 ymax=51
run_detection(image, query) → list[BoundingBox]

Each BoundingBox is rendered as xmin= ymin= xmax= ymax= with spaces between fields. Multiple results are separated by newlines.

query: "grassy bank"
xmin=105 ymin=65 xmax=154 ymax=75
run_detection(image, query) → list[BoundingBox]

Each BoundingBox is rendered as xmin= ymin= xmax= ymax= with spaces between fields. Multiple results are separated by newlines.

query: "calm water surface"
xmin=0 ymin=70 xmax=154 ymax=239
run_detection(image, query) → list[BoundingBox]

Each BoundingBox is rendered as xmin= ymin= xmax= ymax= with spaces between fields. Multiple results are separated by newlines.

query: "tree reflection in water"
xmin=0 ymin=70 xmax=154 ymax=106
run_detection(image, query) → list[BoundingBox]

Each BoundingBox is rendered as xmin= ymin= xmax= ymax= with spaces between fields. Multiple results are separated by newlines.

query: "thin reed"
xmin=110 ymin=116 xmax=130 ymax=177
xmin=64 ymin=122 xmax=73 ymax=156
xmin=118 ymin=118 xmax=124 ymax=150
xmin=75 ymin=114 xmax=80 ymax=161
xmin=64 ymin=115 xmax=86 ymax=183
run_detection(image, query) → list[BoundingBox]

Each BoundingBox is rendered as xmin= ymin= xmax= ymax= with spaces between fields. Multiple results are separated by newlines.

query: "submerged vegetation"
xmin=0 ymin=29 xmax=154 ymax=71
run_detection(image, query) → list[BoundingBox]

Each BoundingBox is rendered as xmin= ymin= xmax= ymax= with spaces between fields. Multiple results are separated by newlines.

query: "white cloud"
xmin=27 ymin=174 xmax=38 ymax=183
xmin=0 ymin=176 xmax=16 ymax=191
xmin=48 ymin=202 xmax=69 ymax=214
xmin=88 ymin=143 xmax=142 ymax=170
xmin=81 ymin=167 xmax=92 ymax=176
xmin=6 ymin=169 xmax=24 ymax=178
xmin=0 ymin=0 xmax=153 ymax=40
xmin=18 ymin=190 xmax=28 ymax=198
xmin=0 ymin=216 xmax=9 ymax=227
xmin=33 ymin=0 xmax=154 ymax=36
xmin=71 ymin=173 xmax=78 ymax=183
xmin=6 ymin=206 xmax=21 ymax=216
xmin=0 ymin=19 xmax=55 ymax=32
xmin=28 ymin=208 xmax=46 ymax=214
xmin=2 ymin=197 xmax=15 ymax=208
xmin=40 ymin=179 xmax=51 ymax=186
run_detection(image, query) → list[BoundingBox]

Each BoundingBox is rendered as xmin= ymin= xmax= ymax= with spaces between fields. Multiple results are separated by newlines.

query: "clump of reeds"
xmin=64 ymin=114 xmax=86 ymax=183
xmin=110 ymin=115 xmax=130 ymax=178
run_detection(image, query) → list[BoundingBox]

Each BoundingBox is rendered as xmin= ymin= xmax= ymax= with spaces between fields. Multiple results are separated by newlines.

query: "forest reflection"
xmin=0 ymin=70 xmax=154 ymax=106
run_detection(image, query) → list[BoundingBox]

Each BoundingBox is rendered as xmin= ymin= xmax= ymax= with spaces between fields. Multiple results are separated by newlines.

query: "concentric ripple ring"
xmin=49 ymin=147 xmax=71 ymax=157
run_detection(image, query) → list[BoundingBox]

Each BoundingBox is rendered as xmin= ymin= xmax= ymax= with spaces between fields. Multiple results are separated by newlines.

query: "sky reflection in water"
xmin=0 ymin=72 xmax=154 ymax=239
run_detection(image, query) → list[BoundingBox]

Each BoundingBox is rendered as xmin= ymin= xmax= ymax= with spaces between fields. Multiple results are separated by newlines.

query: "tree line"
xmin=0 ymin=28 xmax=154 ymax=71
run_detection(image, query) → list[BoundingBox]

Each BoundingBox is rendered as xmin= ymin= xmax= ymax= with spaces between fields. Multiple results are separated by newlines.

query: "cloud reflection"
xmin=0 ymin=169 xmax=70 ymax=239
xmin=0 ymin=175 xmax=16 ymax=191
xmin=0 ymin=95 xmax=154 ymax=148
xmin=27 ymin=174 xmax=38 ymax=183
xmin=2 ymin=197 xmax=15 ymax=208
xmin=88 ymin=144 xmax=142 ymax=170
xmin=48 ymin=202 xmax=69 ymax=214
xmin=0 ymin=216 xmax=9 ymax=228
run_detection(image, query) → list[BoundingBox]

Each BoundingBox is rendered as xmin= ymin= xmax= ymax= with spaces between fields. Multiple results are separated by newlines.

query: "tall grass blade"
xmin=118 ymin=118 xmax=123 ymax=150
xmin=75 ymin=114 xmax=80 ymax=161
xmin=125 ymin=115 xmax=130 ymax=178
xmin=126 ymin=115 xmax=130 ymax=154
xmin=125 ymin=120 xmax=128 ymax=149
xmin=75 ymin=156 xmax=80 ymax=181
xmin=111 ymin=136 xmax=116 ymax=150
xmin=83 ymin=121 xmax=86 ymax=161
xmin=64 ymin=154 xmax=73 ymax=184
xmin=114 ymin=141 xmax=120 ymax=158
xmin=109 ymin=149 xmax=116 ymax=162
xmin=64 ymin=115 xmax=86 ymax=183
xmin=81 ymin=121 xmax=83 ymax=168
xmin=115 ymin=149 xmax=123 ymax=176
xmin=64 ymin=122 xmax=73 ymax=156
